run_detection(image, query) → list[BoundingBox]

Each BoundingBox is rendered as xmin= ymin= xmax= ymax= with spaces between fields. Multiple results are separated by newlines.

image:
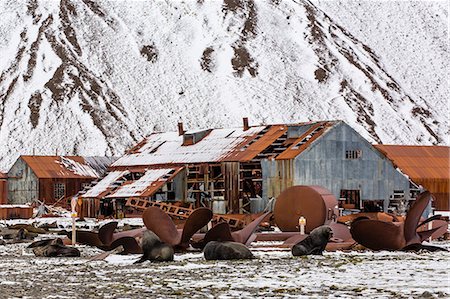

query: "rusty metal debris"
xmin=350 ymin=191 xmax=447 ymax=251
xmin=143 ymin=206 xmax=213 ymax=249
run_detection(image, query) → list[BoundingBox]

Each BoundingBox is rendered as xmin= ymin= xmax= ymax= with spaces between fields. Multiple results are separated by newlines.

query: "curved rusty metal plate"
xmin=329 ymin=222 xmax=353 ymax=242
xmin=68 ymin=231 xmax=103 ymax=247
xmin=404 ymin=191 xmax=431 ymax=245
xmin=180 ymin=208 xmax=213 ymax=247
xmin=203 ymin=222 xmax=234 ymax=245
xmin=143 ymin=207 xmax=181 ymax=246
xmin=350 ymin=219 xmax=405 ymax=250
xmin=108 ymin=236 xmax=142 ymax=254
xmin=98 ymin=222 xmax=118 ymax=245
xmin=232 ymin=212 xmax=271 ymax=245
xmin=274 ymin=186 xmax=337 ymax=232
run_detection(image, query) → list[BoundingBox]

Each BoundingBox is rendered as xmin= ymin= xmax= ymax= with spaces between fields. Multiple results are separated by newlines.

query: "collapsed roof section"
xmin=81 ymin=167 xmax=183 ymax=199
xmin=106 ymin=167 xmax=183 ymax=198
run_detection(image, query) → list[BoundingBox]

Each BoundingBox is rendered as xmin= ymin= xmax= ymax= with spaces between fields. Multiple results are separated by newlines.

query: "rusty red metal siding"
xmin=0 ymin=173 xmax=7 ymax=204
xmin=375 ymin=145 xmax=450 ymax=210
xmin=38 ymin=178 xmax=94 ymax=207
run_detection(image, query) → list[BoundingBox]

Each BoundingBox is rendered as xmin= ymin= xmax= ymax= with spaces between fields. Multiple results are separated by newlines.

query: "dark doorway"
xmin=340 ymin=189 xmax=361 ymax=209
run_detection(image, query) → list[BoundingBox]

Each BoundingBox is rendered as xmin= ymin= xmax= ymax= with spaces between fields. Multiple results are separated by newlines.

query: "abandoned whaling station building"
xmin=7 ymin=156 xmax=116 ymax=207
xmin=80 ymin=119 xmax=416 ymax=217
xmin=375 ymin=145 xmax=450 ymax=211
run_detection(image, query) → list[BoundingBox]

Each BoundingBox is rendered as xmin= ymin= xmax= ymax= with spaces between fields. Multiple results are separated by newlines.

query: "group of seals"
xmin=28 ymin=238 xmax=80 ymax=257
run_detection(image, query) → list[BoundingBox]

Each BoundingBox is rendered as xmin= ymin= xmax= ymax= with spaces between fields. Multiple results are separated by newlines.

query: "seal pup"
xmin=203 ymin=241 xmax=254 ymax=260
xmin=135 ymin=230 xmax=174 ymax=263
xmin=292 ymin=225 xmax=333 ymax=256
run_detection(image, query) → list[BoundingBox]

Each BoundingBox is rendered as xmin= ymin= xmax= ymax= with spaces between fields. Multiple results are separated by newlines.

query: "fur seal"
xmin=203 ymin=241 xmax=254 ymax=260
xmin=29 ymin=238 xmax=80 ymax=257
xmin=292 ymin=225 xmax=333 ymax=256
xmin=135 ymin=230 xmax=174 ymax=263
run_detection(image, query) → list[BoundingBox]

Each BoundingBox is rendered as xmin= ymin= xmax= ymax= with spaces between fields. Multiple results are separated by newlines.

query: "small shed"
xmin=375 ymin=145 xmax=450 ymax=211
xmin=7 ymin=156 xmax=116 ymax=207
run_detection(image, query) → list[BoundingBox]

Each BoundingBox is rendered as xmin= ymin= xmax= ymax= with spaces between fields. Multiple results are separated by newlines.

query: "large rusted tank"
xmin=274 ymin=185 xmax=338 ymax=232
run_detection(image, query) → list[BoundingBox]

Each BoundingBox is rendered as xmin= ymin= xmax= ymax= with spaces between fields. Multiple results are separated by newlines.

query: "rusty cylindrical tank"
xmin=274 ymin=185 xmax=338 ymax=232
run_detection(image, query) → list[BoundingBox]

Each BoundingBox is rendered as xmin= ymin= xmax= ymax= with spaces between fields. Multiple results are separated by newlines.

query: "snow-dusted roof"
xmin=112 ymin=126 xmax=265 ymax=167
xmin=106 ymin=168 xmax=179 ymax=198
xmin=19 ymin=156 xmax=116 ymax=179
xmin=82 ymin=170 xmax=129 ymax=198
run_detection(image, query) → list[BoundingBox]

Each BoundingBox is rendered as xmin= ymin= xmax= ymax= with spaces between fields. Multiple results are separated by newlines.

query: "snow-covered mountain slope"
xmin=0 ymin=0 xmax=447 ymax=171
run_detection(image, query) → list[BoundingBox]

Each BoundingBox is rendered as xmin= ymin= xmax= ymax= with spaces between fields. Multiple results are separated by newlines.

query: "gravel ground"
xmin=0 ymin=241 xmax=449 ymax=299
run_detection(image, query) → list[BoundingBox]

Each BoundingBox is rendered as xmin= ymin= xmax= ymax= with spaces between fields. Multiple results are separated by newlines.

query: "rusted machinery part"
xmin=338 ymin=212 xmax=401 ymax=225
xmin=428 ymin=220 xmax=448 ymax=240
xmin=109 ymin=228 xmax=147 ymax=243
xmin=350 ymin=219 xmax=406 ymax=251
xmin=67 ymin=230 xmax=104 ymax=247
xmin=254 ymin=232 xmax=300 ymax=242
xmin=231 ymin=212 xmax=272 ymax=245
xmin=143 ymin=206 xmax=181 ymax=246
xmin=325 ymin=241 xmax=356 ymax=252
xmin=329 ymin=222 xmax=353 ymax=242
xmin=282 ymin=234 xmax=308 ymax=247
xmin=98 ymin=222 xmax=118 ymax=245
xmin=180 ymin=207 xmax=213 ymax=247
xmin=274 ymin=186 xmax=338 ymax=232
xmin=107 ymin=236 xmax=142 ymax=254
xmin=401 ymin=243 xmax=448 ymax=252
xmin=403 ymin=191 xmax=432 ymax=245
xmin=193 ymin=222 xmax=234 ymax=249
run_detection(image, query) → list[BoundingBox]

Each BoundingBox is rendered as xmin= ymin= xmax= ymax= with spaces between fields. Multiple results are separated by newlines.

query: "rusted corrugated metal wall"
xmin=0 ymin=173 xmax=7 ymax=204
xmin=291 ymin=122 xmax=411 ymax=211
xmin=39 ymin=178 xmax=94 ymax=206
xmin=374 ymin=145 xmax=449 ymax=211
xmin=261 ymin=159 xmax=294 ymax=200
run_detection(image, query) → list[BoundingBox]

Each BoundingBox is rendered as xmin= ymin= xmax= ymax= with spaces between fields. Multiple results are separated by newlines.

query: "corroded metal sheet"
xmin=20 ymin=156 xmax=97 ymax=179
xmin=375 ymin=145 xmax=449 ymax=210
xmin=275 ymin=122 xmax=333 ymax=160
xmin=222 ymin=125 xmax=288 ymax=162
xmin=274 ymin=185 xmax=338 ymax=232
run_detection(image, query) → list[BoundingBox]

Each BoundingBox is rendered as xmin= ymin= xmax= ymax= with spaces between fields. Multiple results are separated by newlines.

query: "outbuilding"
xmin=375 ymin=145 xmax=449 ymax=211
xmin=7 ymin=156 xmax=116 ymax=208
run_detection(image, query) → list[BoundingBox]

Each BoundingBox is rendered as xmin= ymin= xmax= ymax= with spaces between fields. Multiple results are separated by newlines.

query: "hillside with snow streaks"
xmin=0 ymin=0 xmax=447 ymax=171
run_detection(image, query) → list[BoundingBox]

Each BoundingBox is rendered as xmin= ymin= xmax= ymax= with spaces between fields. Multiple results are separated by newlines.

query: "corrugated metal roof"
xmin=222 ymin=125 xmax=288 ymax=162
xmin=82 ymin=170 xmax=130 ymax=198
xmin=374 ymin=145 xmax=450 ymax=180
xmin=20 ymin=156 xmax=115 ymax=179
xmin=106 ymin=167 xmax=184 ymax=198
xmin=276 ymin=121 xmax=335 ymax=160
xmin=112 ymin=126 xmax=266 ymax=167
xmin=113 ymin=122 xmax=337 ymax=169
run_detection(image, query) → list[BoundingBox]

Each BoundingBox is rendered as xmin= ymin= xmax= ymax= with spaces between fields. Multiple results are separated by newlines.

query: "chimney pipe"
xmin=243 ymin=117 xmax=249 ymax=131
xmin=177 ymin=122 xmax=184 ymax=136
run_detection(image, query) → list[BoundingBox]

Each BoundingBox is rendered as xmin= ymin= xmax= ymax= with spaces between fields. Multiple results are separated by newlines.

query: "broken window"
xmin=54 ymin=183 xmax=66 ymax=200
xmin=345 ymin=150 xmax=362 ymax=159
